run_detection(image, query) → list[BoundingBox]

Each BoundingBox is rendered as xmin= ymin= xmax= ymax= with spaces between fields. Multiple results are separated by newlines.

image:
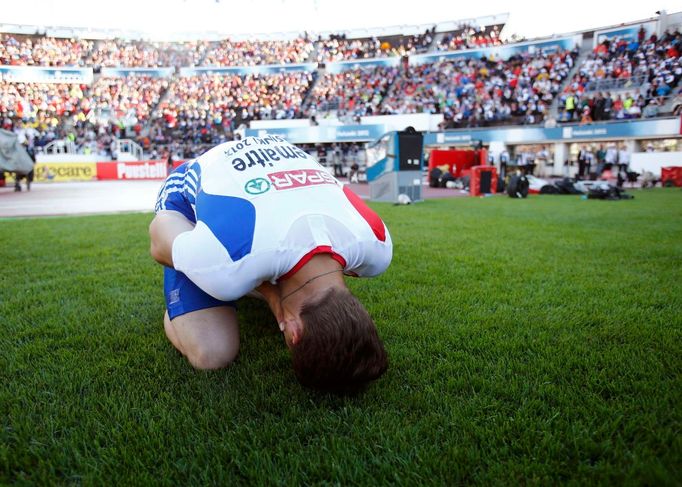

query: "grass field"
xmin=1 ymin=189 xmax=681 ymax=485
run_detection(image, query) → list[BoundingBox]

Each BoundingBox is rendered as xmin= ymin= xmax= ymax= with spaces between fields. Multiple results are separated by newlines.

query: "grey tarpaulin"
xmin=0 ymin=129 xmax=34 ymax=174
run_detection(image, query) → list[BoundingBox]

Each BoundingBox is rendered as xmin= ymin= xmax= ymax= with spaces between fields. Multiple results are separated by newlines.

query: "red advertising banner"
xmin=96 ymin=161 xmax=168 ymax=180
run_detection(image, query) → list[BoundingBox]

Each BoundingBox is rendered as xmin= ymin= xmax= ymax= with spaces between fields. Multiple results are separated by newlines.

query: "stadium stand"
xmin=1 ymin=16 xmax=680 ymax=159
xmin=558 ymin=30 xmax=682 ymax=122
xmin=89 ymin=75 xmax=169 ymax=122
xmin=382 ymin=48 xmax=578 ymax=128
xmin=437 ymin=23 xmax=505 ymax=51
xmin=144 ymin=71 xmax=314 ymax=157
xmin=0 ymin=34 xmax=94 ymax=66
xmin=315 ymin=36 xmax=384 ymax=63
xmin=203 ymin=38 xmax=314 ymax=66
xmin=306 ymin=66 xmax=399 ymax=117
xmin=87 ymin=39 xmax=209 ymax=68
xmin=315 ymin=27 xmax=434 ymax=62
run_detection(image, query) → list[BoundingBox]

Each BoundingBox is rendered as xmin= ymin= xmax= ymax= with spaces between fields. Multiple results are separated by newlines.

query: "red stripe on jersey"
xmin=280 ymin=246 xmax=347 ymax=280
xmin=342 ymin=185 xmax=387 ymax=242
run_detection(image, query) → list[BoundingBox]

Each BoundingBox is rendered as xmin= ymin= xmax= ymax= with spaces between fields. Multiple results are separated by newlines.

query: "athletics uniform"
xmin=155 ymin=135 xmax=393 ymax=319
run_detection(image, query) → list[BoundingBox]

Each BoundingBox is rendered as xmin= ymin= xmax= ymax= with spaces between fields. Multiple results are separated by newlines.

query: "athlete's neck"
xmin=279 ymin=254 xmax=344 ymax=312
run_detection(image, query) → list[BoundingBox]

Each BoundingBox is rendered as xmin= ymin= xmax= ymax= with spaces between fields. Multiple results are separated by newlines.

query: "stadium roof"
xmin=1 ymin=0 xmax=680 ymax=40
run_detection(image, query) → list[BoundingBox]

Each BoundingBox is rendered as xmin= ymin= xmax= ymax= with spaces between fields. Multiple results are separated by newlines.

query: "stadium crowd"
xmin=316 ymin=36 xmax=384 ymax=63
xmin=159 ymin=71 xmax=313 ymax=122
xmin=89 ymin=75 xmax=169 ymax=122
xmin=1 ymin=75 xmax=168 ymax=157
xmin=315 ymin=28 xmax=434 ymax=62
xmin=382 ymin=48 xmax=577 ymax=128
xmin=437 ymin=24 xmax=504 ymax=51
xmin=0 ymin=34 xmax=94 ymax=66
xmin=2 ymin=24 xmax=681 ymax=159
xmin=87 ymin=39 xmax=209 ymax=68
xmin=306 ymin=66 xmax=399 ymax=118
xmin=558 ymin=29 xmax=681 ymax=122
xmin=203 ymin=38 xmax=314 ymax=66
xmin=143 ymin=71 xmax=314 ymax=157
xmin=387 ymin=28 xmax=435 ymax=57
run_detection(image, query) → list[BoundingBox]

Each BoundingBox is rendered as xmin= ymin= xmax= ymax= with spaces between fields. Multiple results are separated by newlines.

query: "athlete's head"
xmin=289 ymin=287 xmax=388 ymax=394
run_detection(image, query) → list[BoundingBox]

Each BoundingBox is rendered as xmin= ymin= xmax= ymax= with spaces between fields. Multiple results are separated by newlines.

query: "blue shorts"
xmin=157 ymin=163 xmax=236 ymax=320
xmin=164 ymin=267 xmax=236 ymax=320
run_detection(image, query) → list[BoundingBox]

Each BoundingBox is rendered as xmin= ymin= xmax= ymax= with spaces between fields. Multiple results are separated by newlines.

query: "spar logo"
xmin=268 ymin=169 xmax=336 ymax=191
xmin=244 ymin=177 xmax=271 ymax=195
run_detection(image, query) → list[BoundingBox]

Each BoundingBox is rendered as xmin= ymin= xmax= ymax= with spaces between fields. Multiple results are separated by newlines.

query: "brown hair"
xmin=291 ymin=287 xmax=388 ymax=393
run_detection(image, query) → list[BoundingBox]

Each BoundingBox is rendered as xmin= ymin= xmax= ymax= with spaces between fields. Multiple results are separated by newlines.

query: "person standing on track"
xmin=149 ymin=135 xmax=393 ymax=393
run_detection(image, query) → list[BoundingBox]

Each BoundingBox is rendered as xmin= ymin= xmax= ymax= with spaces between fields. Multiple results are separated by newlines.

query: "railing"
xmin=114 ymin=139 xmax=143 ymax=160
xmin=308 ymin=100 xmax=340 ymax=114
xmin=583 ymin=74 xmax=647 ymax=93
xmin=44 ymin=139 xmax=77 ymax=154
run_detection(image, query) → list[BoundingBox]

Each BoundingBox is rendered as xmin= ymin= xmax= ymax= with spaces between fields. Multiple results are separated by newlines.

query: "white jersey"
xmin=165 ymin=135 xmax=393 ymax=301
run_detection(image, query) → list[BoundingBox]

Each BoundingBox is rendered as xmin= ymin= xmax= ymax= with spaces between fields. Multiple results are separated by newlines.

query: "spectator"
xmin=383 ymin=49 xmax=576 ymax=128
xmin=306 ymin=66 xmax=398 ymax=117
xmin=0 ymin=34 xmax=93 ymax=66
xmin=204 ymin=38 xmax=313 ymax=66
xmin=437 ymin=23 xmax=504 ymax=52
xmin=88 ymin=39 xmax=209 ymax=68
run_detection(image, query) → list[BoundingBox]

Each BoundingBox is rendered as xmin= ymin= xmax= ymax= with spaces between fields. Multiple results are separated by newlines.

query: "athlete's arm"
xmin=149 ymin=210 xmax=196 ymax=267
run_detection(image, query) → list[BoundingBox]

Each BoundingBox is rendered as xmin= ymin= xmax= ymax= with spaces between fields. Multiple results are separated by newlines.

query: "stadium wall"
xmin=250 ymin=114 xmax=443 ymax=132
xmin=0 ymin=66 xmax=93 ymax=83
xmin=630 ymin=152 xmax=682 ymax=175
xmin=179 ymin=64 xmax=316 ymax=76
xmin=27 ymin=117 xmax=680 ymax=181
xmin=410 ymin=35 xmax=583 ymax=66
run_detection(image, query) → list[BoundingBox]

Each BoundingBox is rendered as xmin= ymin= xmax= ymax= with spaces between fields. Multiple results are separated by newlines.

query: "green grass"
xmin=1 ymin=189 xmax=681 ymax=485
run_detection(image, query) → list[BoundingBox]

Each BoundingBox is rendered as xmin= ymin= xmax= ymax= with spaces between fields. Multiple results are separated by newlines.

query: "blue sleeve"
xmin=154 ymin=162 xmax=201 ymax=223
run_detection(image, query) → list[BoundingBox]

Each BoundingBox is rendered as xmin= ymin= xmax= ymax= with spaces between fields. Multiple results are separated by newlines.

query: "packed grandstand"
xmin=0 ymin=15 xmax=680 ymax=161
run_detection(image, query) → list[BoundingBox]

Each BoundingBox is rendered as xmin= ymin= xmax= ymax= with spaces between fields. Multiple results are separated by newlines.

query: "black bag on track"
xmin=507 ymin=174 xmax=529 ymax=198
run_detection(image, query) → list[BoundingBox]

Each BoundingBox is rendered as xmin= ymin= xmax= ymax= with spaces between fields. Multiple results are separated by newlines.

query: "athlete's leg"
xmin=164 ymin=307 xmax=239 ymax=370
xmin=162 ymin=265 xmax=239 ymax=370
xmin=164 ymin=310 xmax=183 ymax=353
xmin=154 ymin=165 xmax=239 ymax=370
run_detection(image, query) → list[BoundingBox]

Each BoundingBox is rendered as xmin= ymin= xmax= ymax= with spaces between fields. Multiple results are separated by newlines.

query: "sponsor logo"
xmin=34 ymin=163 xmax=96 ymax=182
xmin=244 ymin=177 xmax=271 ymax=195
xmin=268 ymin=169 xmax=337 ymax=191
xmin=116 ymin=162 xmax=166 ymax=179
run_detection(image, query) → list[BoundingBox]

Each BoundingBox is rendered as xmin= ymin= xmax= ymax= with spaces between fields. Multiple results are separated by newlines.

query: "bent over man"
xmin=149 ymin=135 xmax=393 ymax=392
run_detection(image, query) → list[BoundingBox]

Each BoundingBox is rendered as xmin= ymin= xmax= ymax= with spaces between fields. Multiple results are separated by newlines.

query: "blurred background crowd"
xmin=1 ymin=22 xmax=680 ymax=160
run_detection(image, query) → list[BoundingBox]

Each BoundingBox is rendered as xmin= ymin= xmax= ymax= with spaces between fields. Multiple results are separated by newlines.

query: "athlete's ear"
xmin=281 ymin=318 xmax=303 ymax=348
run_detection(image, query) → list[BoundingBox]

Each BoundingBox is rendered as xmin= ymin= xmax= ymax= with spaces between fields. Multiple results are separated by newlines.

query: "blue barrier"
xmin=423 ymin=118 xmax=681 ymax=145
xmin=100 ymin=67 xmax=175 ymax=78
xmin=410 ymin=35 xmax=582 ymax=65
xmin=325 ymin=57 xmax=400 ymax=74
xmin=245 ymin=124 xmax=387 ymax=144
xmin=179 ymin=63 xmax=317 ymax=77
xmin=0 ymin=66 xmax=93 ymax=83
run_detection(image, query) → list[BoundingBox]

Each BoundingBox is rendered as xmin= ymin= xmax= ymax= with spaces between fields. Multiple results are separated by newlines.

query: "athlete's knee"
xmin=186 ymin=339 xmax=238 ymax=370
xmin=165 ymin=306 xmax=240 ymax=370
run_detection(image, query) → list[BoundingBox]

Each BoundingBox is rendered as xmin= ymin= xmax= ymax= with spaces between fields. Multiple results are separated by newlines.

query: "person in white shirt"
xmin=149 ymin=135 xmax=392 ymax=393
